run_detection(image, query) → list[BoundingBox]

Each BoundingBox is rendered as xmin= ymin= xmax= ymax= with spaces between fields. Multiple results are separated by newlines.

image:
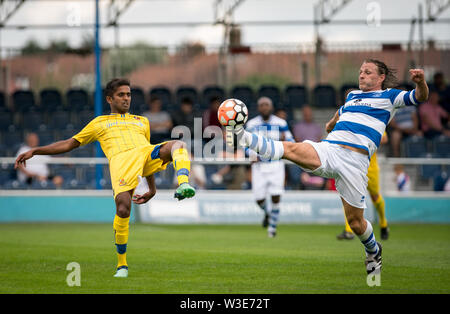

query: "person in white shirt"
xmin=16 ymin=132 xmax=63 ymax=188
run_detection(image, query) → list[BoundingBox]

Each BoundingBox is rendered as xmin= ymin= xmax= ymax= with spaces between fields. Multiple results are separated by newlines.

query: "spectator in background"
xmin=292 ymin=105 xmax=323 ymax=142
xmin=389 ymin=106 xmax=422 ymax=157
xmin=202 ymin=96 xmax=222 ymax=130
xmin=419 ymin=91 xmax=450 ymax=139
xmin=16 ymin=133 xmax=63 ymax=188
xmin=274 ymin=108 xmax=288 ymax=121
xmin=142 ymin=97 xmax=173 ymax=144
xmin=430 ymin=72 xmax=450 ymax=113
xmin=172 ymin=97 xmax=196 ymax=136
xmin=292 ymin=105 xmax=325 ymax=189
xmin=394 ymin=164 xmax=411 ymax=192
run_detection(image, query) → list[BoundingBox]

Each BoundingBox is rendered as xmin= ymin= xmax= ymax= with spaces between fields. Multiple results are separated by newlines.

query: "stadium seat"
xmin=258 ymin=85 xmax=282 ymax=108
xmin=149 ymin=87 xmax=173 ymax=110
xmin=419 ymin=153 xmax=442 ymax=179
xmin=404 ymin=136 xmax=428 ymax=157
xmin=66 ymin=88 xmax=90 ymax=111
xmin=36 ymin=130 xmax=55 ymax=146
xmin=3 ymin=130 xmax=23 ymax=153
xmin=22 ymin=110 xmax=44 ymax=131
xmin=74 ymin=110 xmax=94 ymax=130
xmin=231 ymin=85 xmax=255 ymax=110
xmin=131 ymin=87 xmax=146 ymax=115
xmin=202 ymin=85 xmax=226 ymax=109
xmin=12 ymin=90 xmax=36 ymax=112
xmin=31 ymin=179 xmax=56 ymax=190
xmin=313 ymin=85 xmax=337 ymax=108
xmin=284 ymin=85 xmax=308 ymax=111
xmin=3 ymin=179 xmax=28 ymax=190
xmin=0 ymin=91 xmax=9 ymax=112
xmin=432 ymin=135 xmax=450 ymax=157
xmin=71 ymin=144 xmax=95 ymax=157
xmin=48 ymin=110 xmax=73 ymax=130
xmin=0 ymin=112 xmax=13 ymax=131
xmin=340 ymin=83 xmax=359 ymax=105
xmin=176 ymin=86 xmax=199 ymax=106
xmin=40 ymin=88 xmax=63 ymax=112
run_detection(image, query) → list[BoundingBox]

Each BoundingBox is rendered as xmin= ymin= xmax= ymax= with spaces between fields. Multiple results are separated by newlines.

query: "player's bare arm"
xmin=325 ymin=110 xmax=340 ymax=133
xmin=410 ymin=69 xmax=428 ymax=102
xmin=14 ymin=138 xmax=80 ymax=169
xmin=132 ymin=174 xmax=157 ymax=205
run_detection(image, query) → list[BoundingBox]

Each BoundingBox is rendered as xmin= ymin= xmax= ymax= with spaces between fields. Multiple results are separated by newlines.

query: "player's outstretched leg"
xmin=159 ymin=140 xmax=196 ymax=201
xmin=232 ymin=126 xmax=285 ymax=161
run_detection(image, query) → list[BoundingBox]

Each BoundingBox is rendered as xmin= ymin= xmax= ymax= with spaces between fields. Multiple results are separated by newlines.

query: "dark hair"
xmin=181 ymin=97 xmax=193 ymax=105
xmin=105 ymin=78 xmax=130 ymax=97
xmin=364 ymin=59 xmax=398 ymax=89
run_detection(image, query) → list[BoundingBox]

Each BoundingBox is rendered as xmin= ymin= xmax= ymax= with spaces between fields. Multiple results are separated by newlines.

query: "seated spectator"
xmin=389 ymin=106 xmax=422 ymax=157
xmin=142 ymin=97 xmax=173 ymax=144
xmin=394 ymin=164 xmax=411 ymax=192
xmin=419 ymin=91 xmax=450 ymax=139
xmin=171 ymin=97 xmax=196 ymax=136
xmin=292 ymin=105 xmax=323 ymax=142
xmin=429 ymin=72 xmax=450 ymax=113
xmin=202 ymin=96 xmax=222 ymax=130
xmin=16 ymin=132 xmax=63 ymax=188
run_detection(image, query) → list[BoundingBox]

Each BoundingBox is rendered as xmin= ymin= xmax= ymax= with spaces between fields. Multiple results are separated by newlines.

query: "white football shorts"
xmin=303 ymin=140 xmax=370 ymax=209
xmin=251 ymin=161 xmax=285 ymax=200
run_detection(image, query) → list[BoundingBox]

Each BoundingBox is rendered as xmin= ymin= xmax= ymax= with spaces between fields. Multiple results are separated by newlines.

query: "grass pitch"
xmin=0 ymin=223 xmax=449 ymax=294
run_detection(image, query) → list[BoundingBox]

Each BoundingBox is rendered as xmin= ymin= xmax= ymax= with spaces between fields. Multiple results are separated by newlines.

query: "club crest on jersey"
xmin=133 ymin=116 xmax=140 ymax=120
xmin=119 ymin=179 xmax=127 ymax=186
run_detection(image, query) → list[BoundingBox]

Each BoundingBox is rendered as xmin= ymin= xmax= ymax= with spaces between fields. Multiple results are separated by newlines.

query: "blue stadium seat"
xmin=340 ymin=83 xmax=359 ymax=105
xmin=48 ymin=110 xmax=73 ymax=130
xmin=313 ymin=85 xmax=337 ymax=108
xmin=71 ymin=144 xmax=95 ymax=157
xmin=176 ymin=86 xmax=199 ymax=106
xmin=31 ymin=179 xmax=56 ymax=190
xmin=231 ymin=85 xmax=255 ymax=109
xmin=74 ymin=110 xmax=94 ymax=129
xmin=40 ymin=88 xmax=63 ymax=112
xmin=404 ymin=136 xmax=428 ymax=157
xmin=150 ymin=87 xmax=173 ymax=110
xmin=3 ymin=179 xmax=28 ymax=190
xmin=0 ymin=112 xmax=13 ymax=131
xmin=3 ymin=130 xmax=23 ymax=153
xmin=258 ymin=85 xmax=282 ymax=107
xmin=22 ymin=110 xmax=44 ymax=131
xmin=284 ymin=85 xmax=308 ymax=110
xmin=66 ymin=88 xmax=90 ymax=111
xmin=36 ymin=130 xmax=55 ymax=146
xmin=131 ymin=87 xmax=146 ymax=115
xmin=12 ymin=90 xmax=35 ymax=112
xmin=202 ymin=85 xmax=226 ymax=109
xmin=0 ymin=91 xmax=9 ymax=112
xmin=432 ymin=135 xmax=450 ymax=157
xmin=420 ymin=153 xmax=442 ymax=179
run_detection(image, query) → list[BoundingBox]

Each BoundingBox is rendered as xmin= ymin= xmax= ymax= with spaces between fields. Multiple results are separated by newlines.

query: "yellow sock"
xmin=113 ymin=215 xmax=130 ymax=268
xmin=172 ymin=148 xmax=190 ymax=185
xmin=373 ymin=195 xmax=388 ymax=228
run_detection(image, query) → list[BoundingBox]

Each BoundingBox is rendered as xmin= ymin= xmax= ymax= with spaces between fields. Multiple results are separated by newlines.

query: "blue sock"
xmin=358 ymin=220 xmax=379 ymax=255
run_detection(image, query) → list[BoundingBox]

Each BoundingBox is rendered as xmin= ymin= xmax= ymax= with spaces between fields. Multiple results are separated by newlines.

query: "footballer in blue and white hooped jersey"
xmin=324 ymin=86 xmax=421 ymax=158
xmin=245 ymin=96 xmax=294 ymax=238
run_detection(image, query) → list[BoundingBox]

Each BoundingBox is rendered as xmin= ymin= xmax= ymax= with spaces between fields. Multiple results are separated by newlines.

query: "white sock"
xmin=240 ymin=130 xmax=284 ymax=161
xmin=357 ymin=220 xmax=379 ymax=256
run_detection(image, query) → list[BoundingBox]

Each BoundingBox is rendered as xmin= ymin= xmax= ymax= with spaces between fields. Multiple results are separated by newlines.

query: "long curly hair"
xmin=364 ymin=59 xmax=399 ymax=90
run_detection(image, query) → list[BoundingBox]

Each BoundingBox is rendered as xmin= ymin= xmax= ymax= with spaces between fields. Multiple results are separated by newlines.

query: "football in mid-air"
xmin=217 ymin=98 xmax=248 ymax=127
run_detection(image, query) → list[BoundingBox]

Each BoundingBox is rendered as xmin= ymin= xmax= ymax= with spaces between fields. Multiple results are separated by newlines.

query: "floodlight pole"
xmin=94 ymin=0 xmax=103 ymax=190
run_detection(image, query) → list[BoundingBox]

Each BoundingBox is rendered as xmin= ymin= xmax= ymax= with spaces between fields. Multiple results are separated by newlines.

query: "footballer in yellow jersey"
xmin=15 ymin=78 xmax=196 ymax=278
xmin=337 ymin=133 xmax=389 ymax=241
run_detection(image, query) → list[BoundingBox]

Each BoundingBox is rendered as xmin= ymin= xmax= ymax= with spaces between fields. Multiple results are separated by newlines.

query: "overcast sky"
xmin=0 ymin=0 xmax=449 ymax=51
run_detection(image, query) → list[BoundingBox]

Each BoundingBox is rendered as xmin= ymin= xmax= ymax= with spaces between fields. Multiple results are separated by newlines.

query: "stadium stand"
xmin=432 ymin=135 xmax=450 ymax=157
xmin=284 ymin=84 xmax=308 ymax=110
xmin=231 ymin=85 xmax=256 ymax=117
xmin=40 ymin=88 xmax=63 ymax=113
xmin=149 ymin=86 xmax=173 ymax=111
xmin=339 ymin=83 xmax=359 ymax=105
xmin=258 ymin=85 xmax=282 ymax=108
xmin=66 ymin=88 xmax=90 ymax=111
xmin=403 ymin=136 xmax=428 ymax=157
xmin=176 ymin=85 xmax=199 ymax=109
xmin=12 ymin=90 xmax=35 ymax=112
xmin=312 ymin=84 xmax=337 ymax=108
xmin=202 ymin=85 xmax=226 ymax=110
xmin=130 ymin=87 xmax=146 ymax=115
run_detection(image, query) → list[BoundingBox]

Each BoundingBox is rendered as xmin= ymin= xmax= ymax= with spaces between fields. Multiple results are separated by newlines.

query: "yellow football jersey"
xmin=72 ymin=113 xmax=150 ymax=160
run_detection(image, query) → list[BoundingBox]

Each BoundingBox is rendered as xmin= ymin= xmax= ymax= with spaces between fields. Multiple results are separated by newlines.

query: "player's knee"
xmin=116 ymin=205 xmax=130 ymax=218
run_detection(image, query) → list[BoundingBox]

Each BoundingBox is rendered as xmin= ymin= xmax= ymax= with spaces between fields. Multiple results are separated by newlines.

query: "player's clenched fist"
xmin=409 ymin=69 xmax=425 ymax=84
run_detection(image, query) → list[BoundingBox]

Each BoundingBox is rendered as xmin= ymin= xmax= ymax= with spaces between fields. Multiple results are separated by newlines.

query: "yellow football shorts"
xmin=109 ymin=142 xmax=169 ymax=199
xmin=366 ymin=153 xmax=380 ymax=196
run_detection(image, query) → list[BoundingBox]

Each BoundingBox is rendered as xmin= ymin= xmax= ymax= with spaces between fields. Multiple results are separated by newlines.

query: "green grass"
xmin=0 ymin=223 xmax=449 ymax=293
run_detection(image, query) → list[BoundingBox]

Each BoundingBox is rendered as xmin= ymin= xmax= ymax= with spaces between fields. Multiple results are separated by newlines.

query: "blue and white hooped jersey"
xmin=324 ymin=88 xmax=420 ymax=157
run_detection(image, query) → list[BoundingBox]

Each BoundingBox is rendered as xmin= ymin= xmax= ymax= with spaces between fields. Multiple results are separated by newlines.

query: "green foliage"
xmin=108 ymin=42 xmax=168 ymax=76
xmin=237 ymin=73 xmax=292 ymax=91
xmin=21 ymin=39 xmax=45 ymax=55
